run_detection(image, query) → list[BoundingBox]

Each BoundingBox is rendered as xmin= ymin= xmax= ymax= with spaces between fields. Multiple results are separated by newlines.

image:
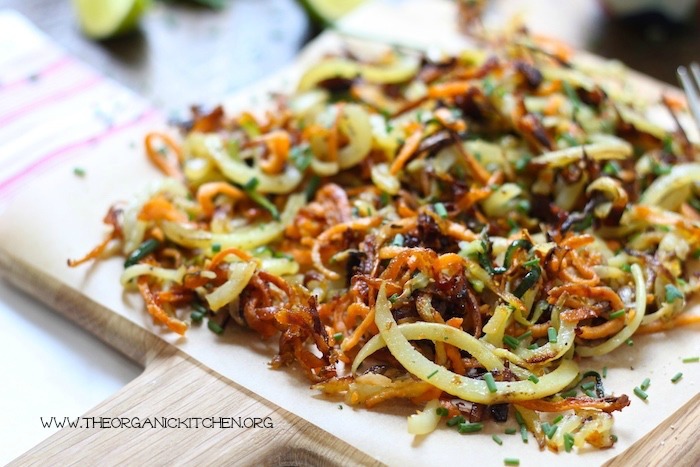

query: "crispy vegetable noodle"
xmin=70 ymin=30 xmax=700 ymax=453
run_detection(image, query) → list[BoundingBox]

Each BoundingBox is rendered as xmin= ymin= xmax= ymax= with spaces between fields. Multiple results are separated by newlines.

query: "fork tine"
xmin=678 ymin=64 xmax=700 ymax=129
xmin=691 ymin=62 xmax=700 ymax=88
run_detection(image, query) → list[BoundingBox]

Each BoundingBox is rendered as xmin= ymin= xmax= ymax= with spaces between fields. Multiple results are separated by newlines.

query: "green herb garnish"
xmin=665 ymin=284 xmax=684 ymax=303
xmin=392 ymin=233 xmax=405 ymax=247
xmin=640 ymin=378 xmax=651 ymax=391
xmin=484 ymin=372 xmax=498 ymax=393
xmin=633 ymin=386 xmax=648 ymax=400
xmin=207 ymin=319 xmax=224 ymax=335
xmin=564 ymin=432 xmax=575 ymax=452
xmin=446 ymin=415 xmax=465 ymax=427
xmin=609 ymin=309 xmax=626 ymax=319
xmin=434 ymin=202 xmax=448 ymax=218
xmin=503 ymin=335 xmax=520 ymax=350
xmin=458 ymin=422 xmax=484 ymax=434
xmin=124 ymin=239 xmax=160 ymax=268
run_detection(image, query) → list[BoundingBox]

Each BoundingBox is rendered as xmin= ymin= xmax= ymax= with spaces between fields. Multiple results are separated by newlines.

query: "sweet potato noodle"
xmin=70 ymin=28 xmax=700 ymax=453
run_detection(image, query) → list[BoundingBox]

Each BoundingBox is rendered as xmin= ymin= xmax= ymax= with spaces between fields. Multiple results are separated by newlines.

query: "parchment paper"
xmin=0 ymin=4 xmax=698 ymax=466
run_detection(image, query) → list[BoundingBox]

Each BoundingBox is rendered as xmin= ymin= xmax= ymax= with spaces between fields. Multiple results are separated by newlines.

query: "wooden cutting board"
xmin=1 ymin=8 xmax=699 ymax=467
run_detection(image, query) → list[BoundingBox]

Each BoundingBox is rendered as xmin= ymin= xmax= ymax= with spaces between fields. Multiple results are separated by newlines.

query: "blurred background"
xmin=0 ymin=0 xmax=698 ymax=463
xmin=7 ymin=0 xmax=700 ymax=113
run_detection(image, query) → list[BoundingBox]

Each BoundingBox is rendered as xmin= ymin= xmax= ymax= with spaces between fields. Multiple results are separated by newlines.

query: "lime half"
xmin=73 ymin=0 xmax=151 ymax=39
xmin=299 ymin=0 xmax=365 ymax=26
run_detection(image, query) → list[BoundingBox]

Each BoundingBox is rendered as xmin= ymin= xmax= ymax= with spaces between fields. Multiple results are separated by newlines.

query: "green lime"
xmin=73 ymin=0 xmax=151 ymax=40
xmin=298 ymin=0 xmax=365 ymax=26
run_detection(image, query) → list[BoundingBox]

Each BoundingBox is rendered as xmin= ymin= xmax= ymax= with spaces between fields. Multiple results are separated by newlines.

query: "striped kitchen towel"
xmin=0 ymin=10 xmax=160 ymax=201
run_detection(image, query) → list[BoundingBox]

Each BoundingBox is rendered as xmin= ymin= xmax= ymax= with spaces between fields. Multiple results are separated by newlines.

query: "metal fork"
xmin=677 ymin=63 xmax=700 ymax=129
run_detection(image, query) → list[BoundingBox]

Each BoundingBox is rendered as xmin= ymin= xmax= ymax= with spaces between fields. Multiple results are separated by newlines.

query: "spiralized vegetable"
xmin=70 ymin=25 xmax=700 ymax=454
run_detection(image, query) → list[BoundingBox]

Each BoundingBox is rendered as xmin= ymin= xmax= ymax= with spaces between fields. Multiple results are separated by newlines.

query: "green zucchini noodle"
xmin=70 ymin=25 xmax=700 ymax=453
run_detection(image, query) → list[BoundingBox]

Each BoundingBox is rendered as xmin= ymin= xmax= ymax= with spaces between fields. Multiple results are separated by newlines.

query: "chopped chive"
xmin=503 ymin=335 xmax=520 ymax=349
xmin=626 ymin=338 xmax=634 ymax=346
xmin=513 ymin=267 xmax=541 ymax=297
xmin=602 ymin=161 xmax=621 ymax=177
xmin=289 ymin=145 xmax=313 ymax=170
xmin=633 ymin=386 xmax=648 ymax=400
xmin=389 ymin=293 xmax=399 ymax=303
xmin=190 ymin=310 xmax=205 ymax=323
xmin=73 ymin=167 xmax=86 ymax=177
xmin=671 ymin=372 xmax=683 ymax=383
xmin=541 ymin=422 xmax=557 ymax=439
xmin=559 ymin=132 xmax=579 ymax=147
xmin=436 ymin=407 xmax=449 ymax=417
xmin=243 ymin=177 xmax=259 ymax=191
xmin=245 ymin=189 xmax=280 ymax=220
xmin=505 ymin=427 xmax=517 ymax=435
xmin=333 ymin=332 xmax=344 ymax=343
xmin=434 ymin=202 xmax=448 ymax=218
xmin=640 ymin=378 xmax=651 ymax=391
xmin=602 ymin=367 xmax=608 ymax=378
xmin=665 ymin=284 xmax=684 ymax=303
xmin=514 ymin=410 xmax=525 ymax=426
xmin=581 ymin=381 xmax=596 ymax=391
xmin=516 ymin=199 xmax=530 ymax=214
xmin=514 ymin=155 xmax=531 ymax=173
xmin=584 ymin=389 xmax=597 ymax=398
xmin=517 ymin=330 xmax=532 ymax=341
xmin=492 ymin=434 xmax=503 ymax=445
xmin=520 ymin=425 xmax=528 ymax=443
xmin=563 ymin=80 xmax=581 ymax=113
xmin=564 ymin=432 xmax=575 ymax=452
xmin=124 ymin=239 xmax=161 ymax=268
xmin=522 ymin=258 xmax=540 ymax=268
xmin=682 ymin=356 xmax=699 ymax=363
xmin=484 ymin=372 xmax=498 ymax=393
xmin=560 ymin=389 xmax=577 ymax=398
xmin=446 ymin=415 xmax=465 ymax=427
xmin=458 ymin=422 xmax=484 ymax=433
xmin=652 ymin=162 xmax=671 ymax=176
xmin=380 ymin=191 xmax=391 ymax=206
xmin=547 ymin=326 xmax=558 ymax=343
xmin=504 ymin=458 xmax=520 ymax=466
xmin=552 ymin=415 xmax=564 ymax=424
xmin=620 ymin=264 xmax=632 ymax=273
xmin=207 ymin=319 xmax=224 ymax=335
xmin=392 ymin=233 xmax=405 ymax=247
xmin=304 ymin=174 xmax=320 ymax=201
xmin=528 ymin=374 xmax=539 ymax=384
xmin=427 ymin=369 xmax=439 ymax=379
xmin=211 ymin=243 xmax=221 ymax=253
xmin=609 ymin=309 xmax=626 ymax=319
xmin=527 ymin=343 xmax=538 ymax=350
